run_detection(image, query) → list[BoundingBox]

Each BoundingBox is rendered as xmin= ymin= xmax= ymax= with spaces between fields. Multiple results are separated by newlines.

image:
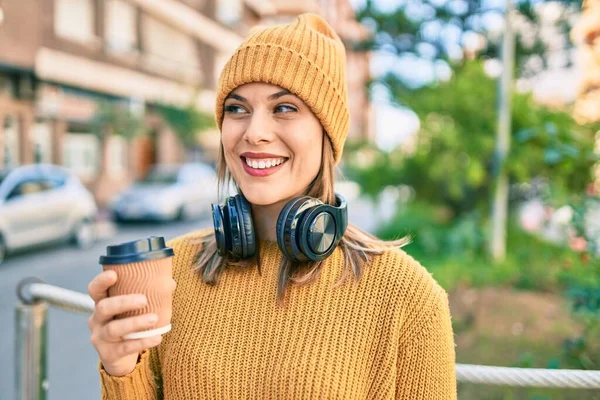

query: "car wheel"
xmin=0 ymin=236 xmax=6 ymax=265
xmin=72 ymin=218 xmax=96 ymax=249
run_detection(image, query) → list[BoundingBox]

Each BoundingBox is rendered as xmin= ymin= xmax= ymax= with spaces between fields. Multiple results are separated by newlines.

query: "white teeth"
xmin=245 ymin=157 xmax=285 ymax=169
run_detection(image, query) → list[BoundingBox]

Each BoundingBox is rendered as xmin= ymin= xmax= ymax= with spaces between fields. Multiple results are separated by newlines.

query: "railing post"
xmin=16 ymin=277 xmax=50 ymax=400
xmin=15 ymin=301 xmax=49 ymax=400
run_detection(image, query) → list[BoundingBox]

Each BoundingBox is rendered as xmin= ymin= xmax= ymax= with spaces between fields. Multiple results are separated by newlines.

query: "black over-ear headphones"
xmin=211 ymin=193 xmax=348 ymax=262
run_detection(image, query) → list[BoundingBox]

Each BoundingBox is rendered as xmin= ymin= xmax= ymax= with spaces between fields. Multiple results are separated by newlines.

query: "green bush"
xmin=378 ymin=202 xmax=599 ymax=293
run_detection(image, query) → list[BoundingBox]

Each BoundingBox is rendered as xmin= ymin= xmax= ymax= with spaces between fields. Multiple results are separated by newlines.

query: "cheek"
xmin=290 ymin=127 xmax=322 ymax=175
xmin=220 ymin=122 xmax=235 ymax=150
xmin=221 ymin=123 xmax=242 ymax=162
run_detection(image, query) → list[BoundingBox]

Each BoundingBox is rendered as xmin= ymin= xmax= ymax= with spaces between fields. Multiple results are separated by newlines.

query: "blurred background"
xmin=0 ymin=0 xmax=599 ymax=399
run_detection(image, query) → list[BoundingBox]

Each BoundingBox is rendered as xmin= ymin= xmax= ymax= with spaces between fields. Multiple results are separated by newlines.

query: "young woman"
xmin=88 ymin=13 xmax=457 ymax=399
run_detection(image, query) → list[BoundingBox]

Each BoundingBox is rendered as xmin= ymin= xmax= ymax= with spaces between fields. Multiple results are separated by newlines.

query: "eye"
xmin=274 ymin=104 xmax=298 ymax=113
xmin=224 ymin=104 xmax=248 ymax=114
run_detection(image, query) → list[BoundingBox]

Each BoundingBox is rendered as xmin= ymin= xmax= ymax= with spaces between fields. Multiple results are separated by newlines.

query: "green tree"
xmin=155 ymin=104 xmax=215 ymax=147
xmin=345 ymin=60 xmax=599 ymax=220
xmin=92 ymin=100 xmax=145 ymax=142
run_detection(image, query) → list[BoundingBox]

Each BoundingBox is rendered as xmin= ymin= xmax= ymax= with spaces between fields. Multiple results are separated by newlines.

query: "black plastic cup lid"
xmin=99 ymin=236 xmax=174 ymax=265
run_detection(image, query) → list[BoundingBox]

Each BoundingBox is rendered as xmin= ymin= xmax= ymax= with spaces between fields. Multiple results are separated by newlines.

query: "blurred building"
xmin=0 ymin=0 xmax=244 ymax=206
xmin=0 ymin=0 xmax=372 ymax=207
xmin=572 ymin=0 xmax=600 ymax=124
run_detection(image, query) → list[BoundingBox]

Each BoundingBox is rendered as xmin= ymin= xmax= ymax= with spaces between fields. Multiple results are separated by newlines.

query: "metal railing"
xmin=15 ymin=278 xmax=600 ymax=399
xmin=15 ymin=277 xmax=94 ymax=400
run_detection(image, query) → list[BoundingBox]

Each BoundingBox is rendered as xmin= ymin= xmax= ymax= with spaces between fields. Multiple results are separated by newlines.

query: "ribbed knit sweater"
xmin=99 ymin=228 xmax=457 ymax=399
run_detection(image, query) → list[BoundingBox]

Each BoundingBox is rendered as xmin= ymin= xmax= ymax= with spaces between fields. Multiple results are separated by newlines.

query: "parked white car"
xmin=0 ymin=164 xmax=98 ymax=264
xmin=109 ymin=162 xmax=219 ymax=222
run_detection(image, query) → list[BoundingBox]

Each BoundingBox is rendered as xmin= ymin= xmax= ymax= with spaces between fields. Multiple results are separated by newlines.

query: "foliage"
xmin=563 ymin=286 xmax=600 ymax=370
xmin=561 ymin=196 xmax=600 ymax=371
xmin=155 ymin=104 xmax=215 ymax=147
xmin=92 ymin=100 xmax=145 ymax=141
xmin=344 ymin=61 xmax=599 ymax=219
xmin=376 ymin=201 xmax=599 ymax=293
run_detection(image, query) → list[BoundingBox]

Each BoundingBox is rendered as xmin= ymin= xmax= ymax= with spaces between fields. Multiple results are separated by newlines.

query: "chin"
xmin=239 ymin=184 xmax=289 ymax=206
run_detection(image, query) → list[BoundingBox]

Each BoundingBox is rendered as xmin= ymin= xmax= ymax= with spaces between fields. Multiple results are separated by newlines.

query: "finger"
xmin=88 ymin=271 xmax=117 ymax=303
xmin=102 ymin=313 xmax=159 ymax=342
xmin=94 ymin=294 xmax=147 ymax=324
xmin=112 ymin=335 xmax=163 ymax=360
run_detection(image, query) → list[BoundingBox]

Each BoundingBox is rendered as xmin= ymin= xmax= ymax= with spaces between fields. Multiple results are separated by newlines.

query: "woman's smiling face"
xmin=221 ymin=82 xmax=324 ymax=206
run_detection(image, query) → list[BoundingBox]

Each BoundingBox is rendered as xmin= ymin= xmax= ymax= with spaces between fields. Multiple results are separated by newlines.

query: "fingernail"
xmin=147 ymin=314 xmax=158 ymax=323
xmin=135 ymin=296 xmax=147 ymax=305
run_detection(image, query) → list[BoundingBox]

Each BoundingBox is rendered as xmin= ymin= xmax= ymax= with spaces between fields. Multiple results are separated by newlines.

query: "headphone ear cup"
xmin=277 ymin=197 xmax=307 ymax=261
xmin=211 ymin=203 xmax=227 ymax=256
xmin=234 ymin=194 xmax=256 ymax=258
xmin=299 ymin=206 xmax=339 ymax=261
xmin=277 ymin=196 xmax=323 ymax=262
xmin=225 ymin=197 xmax=244 ymax=258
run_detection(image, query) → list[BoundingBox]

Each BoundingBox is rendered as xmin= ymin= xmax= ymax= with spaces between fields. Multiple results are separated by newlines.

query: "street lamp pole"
xmin=490 ymin=0 xmax=516 ymax=261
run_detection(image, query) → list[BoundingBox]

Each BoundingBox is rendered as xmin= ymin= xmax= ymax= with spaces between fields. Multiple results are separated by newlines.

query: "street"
xmin=0 ymin=218 xmax=211 ymax=400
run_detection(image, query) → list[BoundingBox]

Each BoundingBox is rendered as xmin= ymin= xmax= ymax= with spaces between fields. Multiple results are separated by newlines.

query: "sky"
xmin=347 ymin=0 xmax=582 ymax=152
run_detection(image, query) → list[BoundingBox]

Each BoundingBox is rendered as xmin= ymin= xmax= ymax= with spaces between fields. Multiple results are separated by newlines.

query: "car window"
xmin=7 ymin=179 xmax=54 ymax=200
xmin=0 ymin=171 xmax=8 ymax=187
xmin=47 ymin=174 xmax=67 ymax=188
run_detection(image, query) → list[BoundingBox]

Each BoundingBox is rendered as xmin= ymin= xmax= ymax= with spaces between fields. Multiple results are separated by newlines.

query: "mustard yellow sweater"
xmin=99 ymin=228 xmax=457 ymax=399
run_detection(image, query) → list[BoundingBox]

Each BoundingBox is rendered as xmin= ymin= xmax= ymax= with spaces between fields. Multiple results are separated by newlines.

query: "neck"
xmin=251 ymin=199 xmax=290 ymax=242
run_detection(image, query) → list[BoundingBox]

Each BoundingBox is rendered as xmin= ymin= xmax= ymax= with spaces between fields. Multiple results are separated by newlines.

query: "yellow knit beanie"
xmin=215 ymin=13 xmax=350 ymax=164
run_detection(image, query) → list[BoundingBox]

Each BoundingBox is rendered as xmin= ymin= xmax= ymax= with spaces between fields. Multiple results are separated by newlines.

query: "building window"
xmin=0 ymin=74 xmax=17 ymax=98
xmin=142 ymin=16 xmax=202 ymax=83
xmin=34 ymin=121 xmax=53 ymax=164
xmin=63 ymin=132 xmax=99 ymax=180
xmin=105 ymin=0 xmax=138 ymax=54
xmin=54 ymin=0 xmax=95 ymax=44
xmin=3 ymin=115 xmax=20 ymax=168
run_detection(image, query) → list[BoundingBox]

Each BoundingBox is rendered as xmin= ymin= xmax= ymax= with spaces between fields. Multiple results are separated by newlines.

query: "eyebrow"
xmin=225 ymin=93 xmax=247 ymax=103
xmin=224 ymin=89 xmax=293 ymax=103
xmin=268 ymin=90 xmax=292 ymax=100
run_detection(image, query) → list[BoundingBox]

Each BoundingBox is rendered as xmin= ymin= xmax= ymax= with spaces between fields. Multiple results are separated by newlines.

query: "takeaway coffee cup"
xmin=99 ymin=236 xmax=175 ymax=339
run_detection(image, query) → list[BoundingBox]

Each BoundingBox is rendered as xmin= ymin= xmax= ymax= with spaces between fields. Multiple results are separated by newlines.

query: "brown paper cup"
xmin=99 ymin=236 xmax=175 ymax=340
xmin=103 ymin=257 xmax=173 ymax=339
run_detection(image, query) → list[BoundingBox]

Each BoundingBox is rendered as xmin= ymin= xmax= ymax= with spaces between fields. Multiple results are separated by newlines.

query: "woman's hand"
xmin=87 ymin=270 xmax=163 ymax=377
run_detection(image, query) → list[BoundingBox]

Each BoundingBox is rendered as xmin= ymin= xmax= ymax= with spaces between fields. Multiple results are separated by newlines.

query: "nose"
xmin=243 ymin=109 xmax=275 ymax=145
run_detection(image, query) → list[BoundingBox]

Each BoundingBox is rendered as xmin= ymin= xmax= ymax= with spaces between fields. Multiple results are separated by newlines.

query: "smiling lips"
xmin=240 ymin=152 xmax=289 ymax=177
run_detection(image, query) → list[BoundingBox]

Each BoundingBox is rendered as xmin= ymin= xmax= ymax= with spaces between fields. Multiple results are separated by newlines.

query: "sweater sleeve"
xmin=99 ymin=344 xmax=163 ymax=399
xmin=395 ymin=290 xmax=457 ymax=400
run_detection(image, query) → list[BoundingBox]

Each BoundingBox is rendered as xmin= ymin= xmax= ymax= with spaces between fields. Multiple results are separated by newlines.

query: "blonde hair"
xmin=193 ymin=136 xmax=409 ymax=303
